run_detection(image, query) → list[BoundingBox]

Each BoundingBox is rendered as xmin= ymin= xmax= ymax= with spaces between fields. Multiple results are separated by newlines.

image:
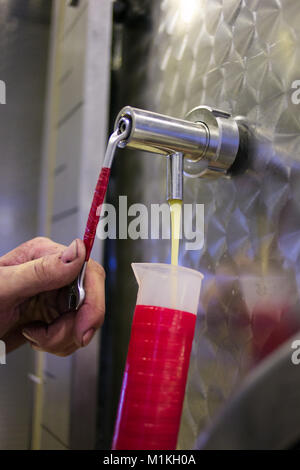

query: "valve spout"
xmin=166 ymin=152 xmax=183 ymax=201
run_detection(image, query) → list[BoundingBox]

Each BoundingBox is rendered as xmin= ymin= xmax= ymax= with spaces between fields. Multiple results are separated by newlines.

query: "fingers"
xmin=22 ymin=313 xmax=79 ymax=357
xmin=0 ymin=237 xmax=65 ymax=266
xmin=1 ymin=239 xmax=86 ymax=303
xmin=21 ymin=259 xmax=105 ymax=356
xmin=73 ymin=259 xmax=105 ymax=345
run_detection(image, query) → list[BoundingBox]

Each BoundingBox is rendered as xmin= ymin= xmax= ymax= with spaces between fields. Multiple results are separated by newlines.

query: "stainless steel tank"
xmin=99 ymin=0 xmax=300 ymax=449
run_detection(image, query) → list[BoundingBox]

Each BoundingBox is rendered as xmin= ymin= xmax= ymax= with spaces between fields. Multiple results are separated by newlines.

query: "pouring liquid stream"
xmin=169 ymin=199 xmax=182 ymax=310
xmin=169 ymin=199 xmax=182 ymax=266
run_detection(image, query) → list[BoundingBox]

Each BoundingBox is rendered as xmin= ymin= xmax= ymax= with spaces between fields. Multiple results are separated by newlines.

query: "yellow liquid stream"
xmin=169 ymin=199 xmax=182 ymax=266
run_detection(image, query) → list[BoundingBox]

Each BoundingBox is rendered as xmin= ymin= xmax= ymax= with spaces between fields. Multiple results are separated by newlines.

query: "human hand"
xmin=0 ymin=237 xmax=105 ymax=356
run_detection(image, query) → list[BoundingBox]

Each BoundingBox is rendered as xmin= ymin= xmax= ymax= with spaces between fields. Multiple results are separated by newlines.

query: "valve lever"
xmin=67 ymin=120 xmax=132 ymax=311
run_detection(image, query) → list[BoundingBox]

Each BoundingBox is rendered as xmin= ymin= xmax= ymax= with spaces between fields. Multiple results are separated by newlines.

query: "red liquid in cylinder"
xmin=112 ymin=304 xmax=197 ymax=450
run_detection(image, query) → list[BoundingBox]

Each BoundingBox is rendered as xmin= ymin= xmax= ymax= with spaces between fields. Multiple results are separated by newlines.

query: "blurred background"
xmin=1 ymin=0 xmax=300 ymax=450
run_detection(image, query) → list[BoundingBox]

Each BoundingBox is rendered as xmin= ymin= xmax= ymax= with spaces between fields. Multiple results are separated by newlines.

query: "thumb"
xmin=4 ymin=239 xmax=86 ymax=301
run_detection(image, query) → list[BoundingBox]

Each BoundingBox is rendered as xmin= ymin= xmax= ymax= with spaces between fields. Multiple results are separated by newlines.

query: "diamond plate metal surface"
xmin=105 ymin=0 xmax=300 ymax=449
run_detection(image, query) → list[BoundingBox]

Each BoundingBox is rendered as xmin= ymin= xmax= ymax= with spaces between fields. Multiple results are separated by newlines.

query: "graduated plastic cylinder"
xmin=112 ymin=263 xmax=203 ymax=450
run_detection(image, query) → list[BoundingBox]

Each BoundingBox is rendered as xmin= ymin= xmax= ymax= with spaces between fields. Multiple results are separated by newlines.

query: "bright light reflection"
xmin=177 ymin=0 xmax=199 ymax=24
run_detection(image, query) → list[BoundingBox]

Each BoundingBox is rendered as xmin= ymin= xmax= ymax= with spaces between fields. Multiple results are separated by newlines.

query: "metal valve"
xmin=114 ymin=105 xmax=246 ymax=199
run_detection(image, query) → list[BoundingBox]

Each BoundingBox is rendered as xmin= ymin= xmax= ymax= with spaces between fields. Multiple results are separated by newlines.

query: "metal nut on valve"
xmin=183 ymin=106 xmax=240 ymax=178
